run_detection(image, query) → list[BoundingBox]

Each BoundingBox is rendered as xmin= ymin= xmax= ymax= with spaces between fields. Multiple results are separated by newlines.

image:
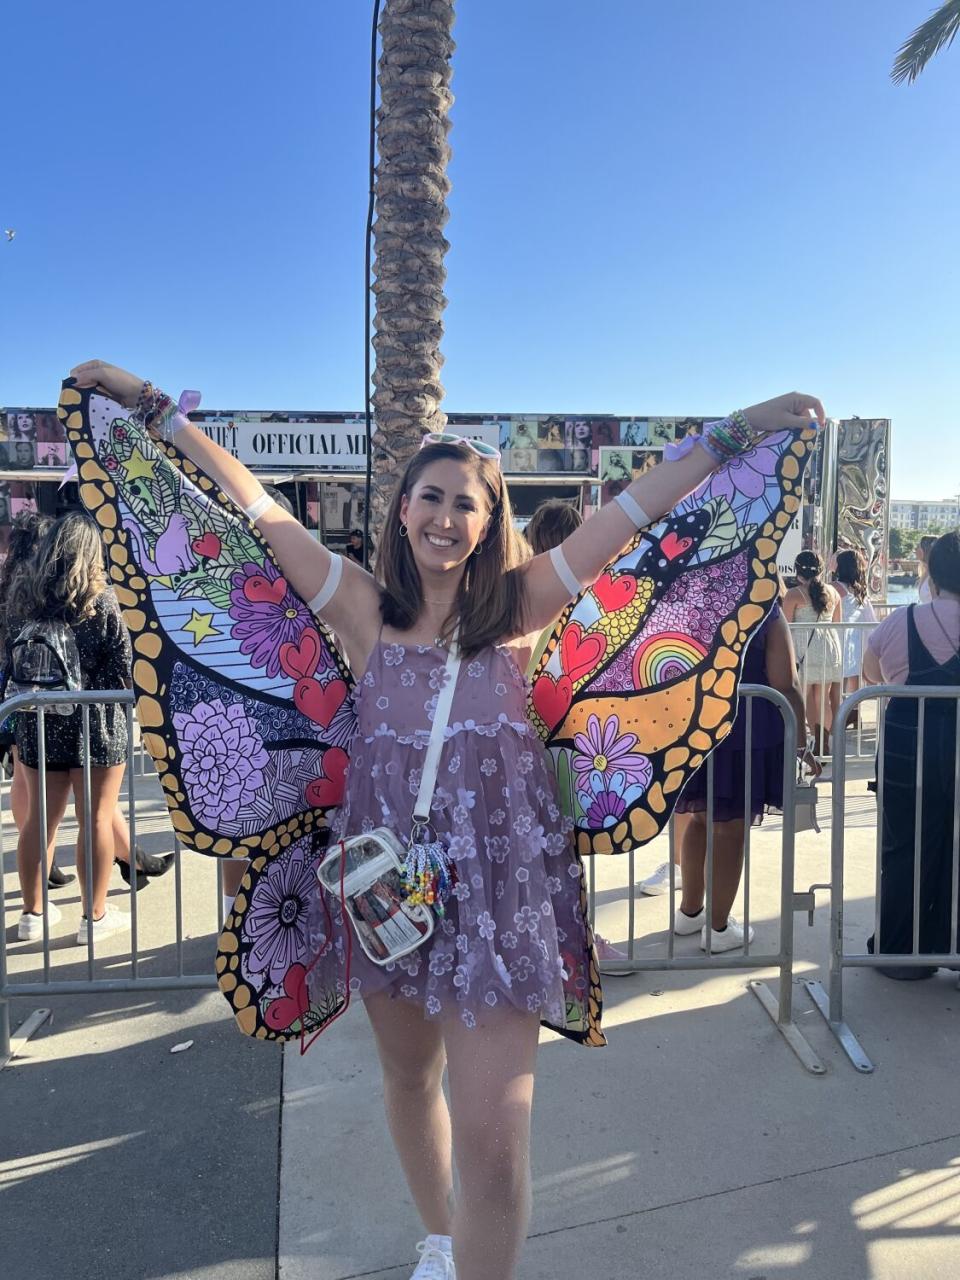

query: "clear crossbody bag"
xmin=316 ymin=635 xmax=462 ymax=967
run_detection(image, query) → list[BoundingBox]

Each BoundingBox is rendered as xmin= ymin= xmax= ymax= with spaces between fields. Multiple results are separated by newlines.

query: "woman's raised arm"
xmin=519 ymin=393 xmax=824 ymax=632
xmin=69 ymin=361 xmax=382 ymax=662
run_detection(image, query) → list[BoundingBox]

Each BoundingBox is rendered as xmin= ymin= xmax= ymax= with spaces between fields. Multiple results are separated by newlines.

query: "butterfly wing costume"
xmin=59 ymin=379 xmax=813 ymax=1046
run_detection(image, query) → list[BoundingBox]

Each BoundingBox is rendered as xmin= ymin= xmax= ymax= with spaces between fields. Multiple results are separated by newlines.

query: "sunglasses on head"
xmin=420 ymin=431 xmax=501 ymax=463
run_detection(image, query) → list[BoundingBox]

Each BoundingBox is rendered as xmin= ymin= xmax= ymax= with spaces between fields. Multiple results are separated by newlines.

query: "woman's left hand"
xmin=742 ymin=392 xmax=825 ymax=434
xmin=69 ymin=360 xmax=144 ymax=408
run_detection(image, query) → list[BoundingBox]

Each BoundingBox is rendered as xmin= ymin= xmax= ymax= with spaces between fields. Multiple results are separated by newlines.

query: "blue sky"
xmin=2 ymin=1 xmax=958 ymax=500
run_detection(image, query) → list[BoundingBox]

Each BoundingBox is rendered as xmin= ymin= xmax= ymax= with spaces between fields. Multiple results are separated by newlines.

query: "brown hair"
xmin=834 ymin=548 xmax=867 ymax=605
xmin=7 ymin=513 xmax=106 ymax=626
xmin=377 ymin=442 xmax=526 ymax=657
xmin=0 ymin=512 xmax=52 ymax=647
xmin=525 ymin=499 xmax=582 ymax=554
xmin=794 ymin=550 xmax=829 ymax=616
xmin=928 ymin=531 xmax=960 ymax=596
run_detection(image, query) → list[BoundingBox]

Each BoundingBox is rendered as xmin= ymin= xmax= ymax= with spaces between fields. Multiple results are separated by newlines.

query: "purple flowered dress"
xmin=306 ymin=638 xmax=591 ymax=1030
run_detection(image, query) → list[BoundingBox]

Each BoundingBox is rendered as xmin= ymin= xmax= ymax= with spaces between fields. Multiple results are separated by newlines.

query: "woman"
xmin=8 ymin=514 xmax=133 ymax=944
xmin=833 ymin=548 xmax=878 ymax=711
xmin=0 ymin=512 xmax=73 ymax=887
xmin=916 ymin=535 xmax=937 ymax=603
xmin=3 ymin=519 xmax=171 ymax=938
xmin=863 ymin=531 xmax=960 ymax=979
xmin=71 ymin=360 xmax=822 ymax=1280
xmin=783 ymin=551 xmax=842 ymax=755
xmin=672 ymin=603 xmax=820 ymax=950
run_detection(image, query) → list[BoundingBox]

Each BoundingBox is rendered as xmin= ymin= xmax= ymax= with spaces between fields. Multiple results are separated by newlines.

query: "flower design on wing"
xmin=229 ymin=560 xmax=317 ymax=678
xmin=572 ymin=714 xmax=652 ymax=790
xmin=174 ymin=699 xmax=269 ymax=826
xmin=245 ymin=851 xmax=316 ymax=983
xmin=709 ymin=433 xmax=788 ymax=503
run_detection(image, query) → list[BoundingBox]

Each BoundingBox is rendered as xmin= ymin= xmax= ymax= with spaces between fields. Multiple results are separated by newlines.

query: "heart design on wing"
xmin=192 ymin=533 xmax=222 ymax=559
xmin=294 ymin=677 xmax=347 ymax=728
xmin=592 ymin=571 xmax=637 ymax=613
xmin=264 ymin=963 xmax=310 ymax=1031
xmin=244 ymin=574 xmax=288 ymax=606
xmin=560 ymin=623 xmax=607 ymax=683
xmin=660 ymin=531 xmax=693 ymax=561
xmin=280 ymin=628 xmax=322 ymax=681
xmin=305 ymin=746 xmax=349 ymax=808
xmin=532 ymin=673 xmax=573 ymax=733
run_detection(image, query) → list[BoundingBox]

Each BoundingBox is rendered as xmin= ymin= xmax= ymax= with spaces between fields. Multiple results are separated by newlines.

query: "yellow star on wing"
xmin=121 ymin=447 xmax=157 ymax=483
xmin=183 ymin=609 xmax=222 ymax=647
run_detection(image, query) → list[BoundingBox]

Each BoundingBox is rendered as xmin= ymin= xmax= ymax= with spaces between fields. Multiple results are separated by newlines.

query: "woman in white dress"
xmin=833 ymin=549 xmax=878 ymax=721
xmin=784 ymin=551 xmax=842 ymax=755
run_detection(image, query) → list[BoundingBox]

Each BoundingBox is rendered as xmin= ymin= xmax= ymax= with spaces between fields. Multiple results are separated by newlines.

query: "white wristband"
xmin=614 ymin=489 xmax=651 ymax=530
xmin=549 ymin=544 xmax=583 ymax=599
xmin=243 ymin=491 xmax=275 ymax=522
xmin=307 ymin=554 xmax=343 ymax=615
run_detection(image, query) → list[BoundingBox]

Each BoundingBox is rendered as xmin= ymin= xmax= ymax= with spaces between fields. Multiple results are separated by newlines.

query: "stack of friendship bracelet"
xmin=131 ymin=379 xmax=281 ymax=531
xmin=131 ymin=381 xmax=199 ymax=441
xmin=662 ymin=411 xmax=757 ymax=467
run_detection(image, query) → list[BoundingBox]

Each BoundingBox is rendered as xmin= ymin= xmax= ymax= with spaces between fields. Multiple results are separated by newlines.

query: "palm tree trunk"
xmin=370 ymin=0 xmax=456 ymax=542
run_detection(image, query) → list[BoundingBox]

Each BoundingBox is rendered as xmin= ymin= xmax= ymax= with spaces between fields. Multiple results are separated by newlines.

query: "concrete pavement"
xmin=4 ymin=763 xmax=960 ymax=1279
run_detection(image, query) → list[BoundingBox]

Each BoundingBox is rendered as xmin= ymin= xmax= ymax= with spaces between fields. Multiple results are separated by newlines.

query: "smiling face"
xmin=399 ymin=458 xmax=491 ymax=579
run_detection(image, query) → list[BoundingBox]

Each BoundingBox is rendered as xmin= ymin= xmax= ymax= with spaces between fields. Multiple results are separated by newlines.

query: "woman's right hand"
xmin=70 ymin=360 xmax=144 ymax=409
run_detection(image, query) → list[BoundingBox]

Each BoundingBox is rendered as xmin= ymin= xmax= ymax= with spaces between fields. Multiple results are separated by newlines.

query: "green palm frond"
xmin=892 ymin=0 xmax=960 ymax=84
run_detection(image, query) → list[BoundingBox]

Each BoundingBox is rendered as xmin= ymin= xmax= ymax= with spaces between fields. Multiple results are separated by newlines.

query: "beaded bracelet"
xmin=139 ymin=388 xmax=201 ymax=441
xmin=698 ymin=413 xmax=755 ymax=463
xmin=134 ymin=380 xmax=156 ymax=420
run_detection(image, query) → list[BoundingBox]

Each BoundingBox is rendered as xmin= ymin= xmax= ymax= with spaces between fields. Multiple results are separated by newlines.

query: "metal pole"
xmin=777 ymin=690 xmax=797 ymax=1026
xmin=912 ymin=698 xmax=925 ymax=957
xmin=743 ymin=694 xmax=753 ymax=957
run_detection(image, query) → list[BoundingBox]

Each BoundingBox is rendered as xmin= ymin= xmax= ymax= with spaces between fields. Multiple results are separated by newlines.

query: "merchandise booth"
xmin=0 ymin=407 xmax=890 ymax=594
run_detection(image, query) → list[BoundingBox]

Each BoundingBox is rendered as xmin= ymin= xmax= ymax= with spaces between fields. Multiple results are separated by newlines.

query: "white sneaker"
xmin=639 ymin=861 xmax=683 ymax=896
xmin=411 ymin=1235 xmax=455 ymax=1279
xmin=700 ymin=917 xmax=755 ymax=953
xmin=18 ymin=903 xmax=62 ymax=940
xmin=673 ymin=906 xmax=705 ymax=935
xmin=77 ymin=903 xmax=130 ymax=946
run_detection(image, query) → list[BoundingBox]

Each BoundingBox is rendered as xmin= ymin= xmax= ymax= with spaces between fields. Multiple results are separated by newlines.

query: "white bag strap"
xmin=413 ymin=630 xmax=462 ymax=825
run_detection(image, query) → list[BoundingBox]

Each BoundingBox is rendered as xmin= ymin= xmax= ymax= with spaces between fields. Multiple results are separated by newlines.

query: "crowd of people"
xmin=0 ymin=510 xmax=171 ymax=945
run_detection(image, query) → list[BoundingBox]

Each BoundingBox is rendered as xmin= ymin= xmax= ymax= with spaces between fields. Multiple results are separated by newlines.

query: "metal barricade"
xmin=585 ymin=685 xmax=826 ymax=1075
xmin=0 ymin=689 xmax=220 ymax=1068
xmin=804 ymin=684 xmax=960 ymax=1073
xmin=788 ymin=620 xmax=881 ymax=762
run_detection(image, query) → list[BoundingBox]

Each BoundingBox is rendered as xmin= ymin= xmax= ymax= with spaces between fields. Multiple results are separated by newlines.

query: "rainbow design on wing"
xmin=632 ymin=632 xmax=709 ymax=689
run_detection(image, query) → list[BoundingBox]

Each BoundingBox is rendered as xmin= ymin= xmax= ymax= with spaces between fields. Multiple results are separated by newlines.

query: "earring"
xmin=473 ymin=541 xmax=484 ymax=555
xmin=399 ymin=523 xmax=408 ymax=538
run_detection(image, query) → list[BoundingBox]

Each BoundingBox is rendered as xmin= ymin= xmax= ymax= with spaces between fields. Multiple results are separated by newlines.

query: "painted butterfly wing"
xmin=529 ymin=428 xmax=815 ymax=857
xmin=59 ymin=380 xmax=355 ymax=1040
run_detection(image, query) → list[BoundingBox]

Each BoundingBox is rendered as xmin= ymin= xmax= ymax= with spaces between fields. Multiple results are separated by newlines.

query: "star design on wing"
xmin=121 ymin=446 xmax=158 ymax=483
xmin=183 ymin=609 xmax=222 ymax=646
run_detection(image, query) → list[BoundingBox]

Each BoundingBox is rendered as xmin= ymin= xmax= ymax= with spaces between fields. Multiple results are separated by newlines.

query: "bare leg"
xmin=222 ymin=858 xmax=249 ymax=900
xmin=10 ymin=749 xmax=28 ymax=830
xmin=365 ymin=993 xmax=453 ymax=1237
xmin=677 ymin=811 xmax=747 ymax=929
xmin=16 ymin=766 xmax=72 ymax=914
xmin=444 ymin=1006 xmax=540 ymax=1280
xmin=71 ymin=764 xmax=125 ymax=920
xmin=805 ymin=683 xmax=828 ymax=753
